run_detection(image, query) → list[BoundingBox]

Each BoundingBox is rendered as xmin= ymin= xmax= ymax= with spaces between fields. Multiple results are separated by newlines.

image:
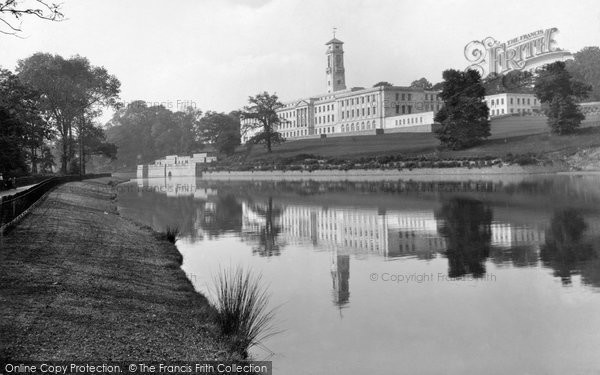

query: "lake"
xmin=117 ymin=174 xmax=600 ymax=374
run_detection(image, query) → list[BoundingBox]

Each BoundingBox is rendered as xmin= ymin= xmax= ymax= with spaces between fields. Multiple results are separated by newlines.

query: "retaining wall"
xmin=199 ymin=166 xmax=556 ymax=182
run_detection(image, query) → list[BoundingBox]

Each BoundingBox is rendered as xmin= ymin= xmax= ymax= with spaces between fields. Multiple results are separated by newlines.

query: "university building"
xmin=484 ymin=92 xmax=541 ymax=117
xmin=241 ymin=36 xmax=443 ymax=143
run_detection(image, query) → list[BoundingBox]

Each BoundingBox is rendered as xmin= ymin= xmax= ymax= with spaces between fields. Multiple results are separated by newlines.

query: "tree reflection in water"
xmin=246 ymin=197 xmax=285 ymax=257
xmin=201 ymin=193 xmax=243 ymax=238
xmin=540 ymin=209 xmax=597 ymax=285
xmin=436 ymin=198 xmax=493 ymax=278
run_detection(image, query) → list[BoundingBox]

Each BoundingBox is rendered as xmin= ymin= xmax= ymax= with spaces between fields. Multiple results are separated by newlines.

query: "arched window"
xmin=361 ymin=122 xmax=365 ymax=130
xmin=351 ymin=123 xmax=355 ymax=131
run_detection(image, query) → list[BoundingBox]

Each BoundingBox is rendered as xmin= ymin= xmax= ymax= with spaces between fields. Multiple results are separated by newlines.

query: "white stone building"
xmin=484 ymin=93 xmax=541 ymax=117
xmin=137 ymin=153 xmax=217 ymax=178
xmin=241 ymin=36 xmax=441 ymax=143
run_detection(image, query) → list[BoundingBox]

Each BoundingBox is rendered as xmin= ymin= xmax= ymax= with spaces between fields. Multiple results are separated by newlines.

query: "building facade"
xmin=484 ymin=93 xmax=541 ymax=117
xmin=136 ymin=153 xmax=217 ymax=178
xmin=241 ymin=36 xmax=442 ymax=143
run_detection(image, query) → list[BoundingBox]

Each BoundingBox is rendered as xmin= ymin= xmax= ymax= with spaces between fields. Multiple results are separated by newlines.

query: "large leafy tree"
xmin=106 ymin=101 xmax=156 ymax=170
xmin=566 ymin=46 xmax=600 ymax=102
xmin=434 ymin=69 xmax=490 ymax=150
xmin=241 ymin=92 xmax=284 ymax=153
xmin=17 ymin=53 xmax=121 ymax=174
xmin=0 ymin=68 xmax=50 ymax=175
xmin=106 ymin=102 xmax=202 ymax=169
xmin=373 ymin=81 xmax=393 ymax=88
xmin=410 ymin=77 xmax=433 ymax=90
xmin=534 ymin=61 xmax=591 ymax=135
xmin=197 ymin=111 xmax=241 ymax=156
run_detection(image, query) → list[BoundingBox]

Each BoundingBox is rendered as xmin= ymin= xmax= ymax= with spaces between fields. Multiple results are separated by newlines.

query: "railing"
xmin=0 ymin=174 xmax=111 ymax=231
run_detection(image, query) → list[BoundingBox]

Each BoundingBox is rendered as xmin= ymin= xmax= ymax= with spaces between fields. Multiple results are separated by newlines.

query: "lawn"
xmin=239 ymin=115 xmax=600 ymax=161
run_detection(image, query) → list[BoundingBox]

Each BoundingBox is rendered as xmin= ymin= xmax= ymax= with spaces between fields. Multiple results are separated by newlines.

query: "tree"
xmin=17 ymin=53 xmax=121 ymax=174
xmin=373 ymin=81 xmax=393 ymax=88
xmin=410 ymin=77 xmax=432 ymax=90
xmin=240 ymin=92 xmax=284 ymax=153
xmin=432 ymin=81 xmax=444 ymax=91
xmin=77 ymin=120 xmax=117 ymax=174
xmin=0 ymin=0 xmax=63 ymax=37
xmin=566 ymin=46 xmax=600 ymax=102
xmin=534 ymin=61 xmax=591 ymax=135
xmin=197 ymin=111 xmax=241 ymax=156
xmin=106 ymin=102 xmax=203 ymax=169
xmin=482 ymin=71 xmax=534 ymax=95
xmin=434 ymin=69 xmax=490 ymax=150
xmin=0 ymin=68 xmax=51 ymax=175
xmin=106 ymin=101 xmax=157 ymax=170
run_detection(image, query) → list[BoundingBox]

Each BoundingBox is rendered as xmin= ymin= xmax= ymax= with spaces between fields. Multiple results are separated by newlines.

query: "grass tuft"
xmin=212 ymin=266 xmax=278 ymax=356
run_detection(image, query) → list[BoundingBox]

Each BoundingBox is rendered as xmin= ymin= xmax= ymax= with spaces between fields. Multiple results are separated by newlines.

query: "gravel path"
xmin=0 ymin=178 xmax=234 ymax=361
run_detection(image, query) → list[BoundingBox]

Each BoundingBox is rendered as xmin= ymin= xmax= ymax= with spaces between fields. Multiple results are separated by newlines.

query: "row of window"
xmin=282 ymin=129 xmax=310 ymax=138
xmin=488 ymin=97 xmax=537 ymax=106
xmin=395 ymin=93 xmax=412 ymax=101
xmin=340 ymin=94 xmax=377 ymax=107
xmin=490 ymin=108 xmax=534 ymax=116
xmin=341 ymin=121 xmax=375 ymax=132
xmin=395 ymin=105 xmax=413 ymax=115
xmin=316 ymin=114 xmax=335 ymax=124
xmin=394 ymin=117 xmax=424 ymax=126
xmin=316 ymin=104 xmax=334 ymax=113
xmin=341 ymin=106 xmax=377 ymax=120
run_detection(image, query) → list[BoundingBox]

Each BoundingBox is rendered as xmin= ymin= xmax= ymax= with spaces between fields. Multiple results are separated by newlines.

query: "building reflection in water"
xmin=132 ymin=178 xmax=600 ymax=309
xmin=241 ymin=198 xmax=285 ymax=257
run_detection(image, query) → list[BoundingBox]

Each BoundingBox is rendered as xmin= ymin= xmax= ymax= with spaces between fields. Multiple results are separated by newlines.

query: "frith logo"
xmin=464 ymin=28 xmax=572 ymax=77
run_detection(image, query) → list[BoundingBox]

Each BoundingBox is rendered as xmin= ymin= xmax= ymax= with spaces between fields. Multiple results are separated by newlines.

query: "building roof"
xmin=325 ymin=38 xmax=344 ymax=45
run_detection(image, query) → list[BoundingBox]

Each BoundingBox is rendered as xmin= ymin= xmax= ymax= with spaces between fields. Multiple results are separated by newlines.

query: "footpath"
xmin=0 ymin=178 xmax=235 ymax=361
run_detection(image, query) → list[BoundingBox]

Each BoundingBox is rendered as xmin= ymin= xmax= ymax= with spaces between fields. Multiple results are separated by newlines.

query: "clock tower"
xmin=325 ymin=33 xmax=346 ymax=93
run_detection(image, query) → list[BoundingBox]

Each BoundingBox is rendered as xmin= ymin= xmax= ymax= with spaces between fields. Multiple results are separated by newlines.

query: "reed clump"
xmin=165 ymin=225 xmax=179 ymax=243
xmin=212 ymin=267 xmax=277 ymax=356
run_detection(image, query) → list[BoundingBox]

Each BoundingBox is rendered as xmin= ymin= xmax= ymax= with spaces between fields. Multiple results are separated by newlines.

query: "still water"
xmin=118 ymin=175 xmax=600 ymax=374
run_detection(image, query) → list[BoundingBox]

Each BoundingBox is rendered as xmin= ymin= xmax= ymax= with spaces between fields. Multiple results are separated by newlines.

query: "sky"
xmin=1 ymin=0 xmax=599 ymax=121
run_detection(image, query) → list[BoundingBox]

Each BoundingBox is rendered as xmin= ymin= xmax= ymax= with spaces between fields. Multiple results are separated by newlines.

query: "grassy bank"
xmin=0 ymin=178 xmax=237 ymax=360
xmin=218 ymin=124 xmax=600 ymax=172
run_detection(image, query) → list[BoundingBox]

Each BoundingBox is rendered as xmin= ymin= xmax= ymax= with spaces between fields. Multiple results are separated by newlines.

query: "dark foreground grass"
xmin=0 ymin=178 xmax=236 ymax=361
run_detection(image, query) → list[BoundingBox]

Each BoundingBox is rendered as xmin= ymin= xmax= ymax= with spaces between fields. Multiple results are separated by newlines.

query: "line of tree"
xmin=434 ymin=55 xmax=594 ymax=148
xmin=16 ymin=53 xmax=120 ymax=174
xmin=105 ymin=101 xmax=242 ymax=169
xmin=0 ymin=68 xmax=53 ymax=175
